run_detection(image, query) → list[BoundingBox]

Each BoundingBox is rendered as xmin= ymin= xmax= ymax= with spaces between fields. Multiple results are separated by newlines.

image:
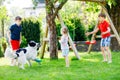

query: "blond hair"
xmin=61 ymin=27 xmax=68 ymax=35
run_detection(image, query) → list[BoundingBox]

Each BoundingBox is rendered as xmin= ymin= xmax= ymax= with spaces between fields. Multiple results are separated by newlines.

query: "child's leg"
xmin=105 ymin=47 xmax=112 ymax=63
xmin=10 ymin=50 xmax=17 ymax=66
xmin=65 ymin=55 xmax=69 ymax=67
xmin=101 ymin=47 xmax=107 ymax=61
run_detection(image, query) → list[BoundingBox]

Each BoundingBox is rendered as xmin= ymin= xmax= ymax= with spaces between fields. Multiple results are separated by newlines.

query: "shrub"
xmin=56 ymin=17 xmax=86 ymax=49
xmin=87 ymin=22 xmax=101 ymax=40
xmin=56 ymin=17 xmax=86 ymax=41
xmin=0 ymin=37 xmax=7 ymax=57
xmin=20 ymin=36 xmax=27 ymax=48
xmin=21 ymin=18 xmax=41 ymax=47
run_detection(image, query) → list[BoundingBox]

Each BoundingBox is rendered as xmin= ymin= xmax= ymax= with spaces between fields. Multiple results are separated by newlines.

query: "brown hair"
xmin=61 ymin=27 xmax=68 ymax=34
xmin=98 ymin=13 xmax=106 ymax=18
xmin=15 ymin=16 xmax=22 ymax=21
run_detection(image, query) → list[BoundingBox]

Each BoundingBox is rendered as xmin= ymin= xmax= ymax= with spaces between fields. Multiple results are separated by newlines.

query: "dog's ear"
xmin=28 ymin=41 xmax=36 ymax=47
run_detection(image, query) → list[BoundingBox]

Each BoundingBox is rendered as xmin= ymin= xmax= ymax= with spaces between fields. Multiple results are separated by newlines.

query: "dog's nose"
xmin=37 ymin=43 xmax=41 ymax=47
xmin=37 ymin=43 xmax=41 ymax=50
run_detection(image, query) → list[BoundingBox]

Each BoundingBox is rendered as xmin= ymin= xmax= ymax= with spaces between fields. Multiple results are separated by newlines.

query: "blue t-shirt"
xmin=10 ymin=24 xmax=22 ymax=41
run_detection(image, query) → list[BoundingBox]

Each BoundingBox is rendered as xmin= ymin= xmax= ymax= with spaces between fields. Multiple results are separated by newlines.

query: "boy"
xmin=86 ymin=13 xmax=112 ymax=63
xmin=7 ymin=16 xmax=22 ymax=66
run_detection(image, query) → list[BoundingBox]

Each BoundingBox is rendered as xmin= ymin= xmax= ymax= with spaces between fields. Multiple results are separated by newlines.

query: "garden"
xmin=0 ymin=0 xmax=120 ymax=80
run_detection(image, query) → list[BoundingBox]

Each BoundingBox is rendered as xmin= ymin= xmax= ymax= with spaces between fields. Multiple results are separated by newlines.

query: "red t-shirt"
xmin=98 ymin=20 xmax=111 ymax=38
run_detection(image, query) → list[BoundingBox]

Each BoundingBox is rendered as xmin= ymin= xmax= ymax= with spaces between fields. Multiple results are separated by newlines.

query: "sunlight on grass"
xmin=0 ymin=58 xmax=10 ymax=66
xmin=82 ymin=58 xmax=100 ymax=62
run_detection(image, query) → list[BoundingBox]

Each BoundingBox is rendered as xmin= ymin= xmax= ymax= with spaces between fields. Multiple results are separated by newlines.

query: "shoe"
xmin=102 ymin=60 xmax=107 ymax=62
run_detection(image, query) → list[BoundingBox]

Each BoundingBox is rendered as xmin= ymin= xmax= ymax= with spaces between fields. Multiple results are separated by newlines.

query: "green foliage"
xmin=87 ymin=23 xmax=100 ymax=40
xmin=85 ymin=2 xmax=101 ymax=13
xmin=56 ymin=17 xmax=86 ymax=41
xmin=21 ymin=18 xmax=41 ymax=47
xmin=72 ymin=18 xmax=86 ymax=41
xmin=0 ymin=6 xmax=7 ymax=20
xmin=20 ymin=36 xmax=27 ymax=48
xmin=106 ymin=0 xmax=116 ymax=7
xmin=0 ymin=37 xmax=7 ymax=57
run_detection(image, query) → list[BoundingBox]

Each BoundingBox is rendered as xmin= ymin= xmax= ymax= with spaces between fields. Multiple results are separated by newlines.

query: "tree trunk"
xmin=1 ymin=19 xmax=4 ymax=37
xmin=46 ymin=0 xmax=58 ymax=59
xmin=48 ymin=18 xmax=58 ymax=59
xmin=106 ymin=1 xmax=120 ymax=51
xmin=45 ymin=0 xmax=67 ymax=59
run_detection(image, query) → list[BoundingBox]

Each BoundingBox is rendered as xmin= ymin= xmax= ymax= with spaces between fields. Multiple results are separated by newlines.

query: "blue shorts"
xmin=100 ymin=36 xmax=111 ymax=47
xmin=62 ymin=49 xmax=69 ymax=57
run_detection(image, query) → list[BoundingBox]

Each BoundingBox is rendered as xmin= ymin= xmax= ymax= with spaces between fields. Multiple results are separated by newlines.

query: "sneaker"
xmin=102 ymin=60 xmax=107 ymax=62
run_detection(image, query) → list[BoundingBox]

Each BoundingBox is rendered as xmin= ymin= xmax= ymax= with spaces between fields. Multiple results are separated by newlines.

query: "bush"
xmin=71 ymin=18 xmax=86 ymax=41
xmin=0 ymin=37 xmax=7 ymax=57
xmin=56 ymin=17 xmax=86 ymax=49
xmin=20 ymin=36 xmax=27 ymax=48
xmin=87 ymin=22 xmax=101 ymax=40
xmin=21 ymin=18 xmax=41 ymax=47
xmin=56 ymin=17 xmax=86 ymax=41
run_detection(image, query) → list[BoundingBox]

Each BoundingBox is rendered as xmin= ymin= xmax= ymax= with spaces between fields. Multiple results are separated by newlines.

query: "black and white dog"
xmin=4 ymin=41 xmax=41 ymax=69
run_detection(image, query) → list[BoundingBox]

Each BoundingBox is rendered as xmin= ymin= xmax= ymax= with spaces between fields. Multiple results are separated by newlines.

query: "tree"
xmin=45 ymin=0 xmax=67 ymax=59
xmin=106 ymin=0 xmax=120 ymax=51
xmin=0 ymin=6 xmax=7 ymax=37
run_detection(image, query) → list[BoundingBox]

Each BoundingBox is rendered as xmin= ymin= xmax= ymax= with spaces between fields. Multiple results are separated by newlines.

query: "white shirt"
xmin=59 ymin=35 xmax=69 ymax=50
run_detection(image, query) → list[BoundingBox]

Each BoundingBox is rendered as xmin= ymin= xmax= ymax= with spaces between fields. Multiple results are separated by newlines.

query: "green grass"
xmin=0 ymin=52 xmax=120 ymax=80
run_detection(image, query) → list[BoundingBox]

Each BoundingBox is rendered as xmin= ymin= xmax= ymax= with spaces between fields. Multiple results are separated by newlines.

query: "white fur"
xmin=4 ymin=43 xmax=39 ymax=69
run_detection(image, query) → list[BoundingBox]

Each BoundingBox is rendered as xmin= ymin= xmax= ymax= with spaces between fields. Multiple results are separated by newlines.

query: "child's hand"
xmin=101 ymin=32 xmax=106 ymax=35
xmin=20 ymin=40 xmax=22 ymax=44
xmin=85 ymin=32 xmax=90 ymax=36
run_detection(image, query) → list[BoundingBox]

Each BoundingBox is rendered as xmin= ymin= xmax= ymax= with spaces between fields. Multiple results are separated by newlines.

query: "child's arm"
xmin=101 ymin=27 xmax=111 ymax=35
xmin=20 ymin=32 xmax=22 ymax=44
xmin=86 ymin=28 xmax=99 ymax=36
xmin=7 ymin=30 xmax=11 ymax=42
xmin=59 ymin=36 xmax=66 ymax=44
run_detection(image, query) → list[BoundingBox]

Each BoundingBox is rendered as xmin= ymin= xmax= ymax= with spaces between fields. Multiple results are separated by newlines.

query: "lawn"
xmin=0 ymin=52 xmax=120 ymax=80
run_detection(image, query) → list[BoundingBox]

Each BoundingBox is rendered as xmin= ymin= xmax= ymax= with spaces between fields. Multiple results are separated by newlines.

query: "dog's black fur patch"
xmin=16 ymin=48 xmax=27 ymax=57
xmin=29 ymin=41 xmax=36 ymax=47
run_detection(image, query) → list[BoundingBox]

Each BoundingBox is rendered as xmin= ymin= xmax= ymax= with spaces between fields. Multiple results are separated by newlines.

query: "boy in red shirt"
xmin=86 ymin=13 xmax=112 ymax=63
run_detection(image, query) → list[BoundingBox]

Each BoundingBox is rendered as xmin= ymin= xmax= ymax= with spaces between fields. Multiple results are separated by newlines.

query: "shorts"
xmin=10 ymin=40 xmax=20 ymax=50
xmin=100 ymin=36 xmax=111 ymax=47
xmin=62 ymin=49 xmax=69 ymax=57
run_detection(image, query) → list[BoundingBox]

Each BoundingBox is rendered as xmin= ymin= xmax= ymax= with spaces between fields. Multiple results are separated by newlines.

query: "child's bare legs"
xmin=101 ymin=47 xmax=107 ymax=61
xmin=64 ymin=55 xmax=69 ymax=67
xmin=10 ymin=50 xmax=17 ymax=66
xmin=105 ymin=47 xmax=112 ymax=63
